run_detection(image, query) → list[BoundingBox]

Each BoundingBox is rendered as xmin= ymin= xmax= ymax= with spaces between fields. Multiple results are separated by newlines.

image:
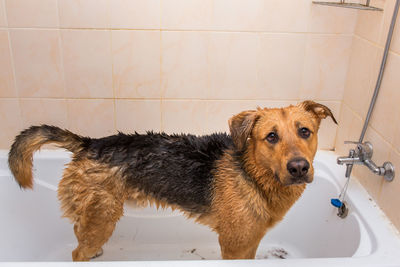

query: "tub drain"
xmin=331 ymin=173 xmax=350 ymax=219
xmin=337 ymin=201 xmax=348 ymax=218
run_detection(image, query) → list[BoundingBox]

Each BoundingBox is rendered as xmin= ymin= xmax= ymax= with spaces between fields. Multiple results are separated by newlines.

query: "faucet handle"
xmin=358 ymin=141 xmax=373 ymax=159
xmin=343 ymin=141 xmax=373 ymax=159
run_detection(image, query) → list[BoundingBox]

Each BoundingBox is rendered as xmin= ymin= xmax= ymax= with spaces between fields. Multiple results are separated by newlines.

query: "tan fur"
xmin=58 ymin=160 xmax=126 ymax=261
xmin=9 ymin=128 xmax=83 ymax=189
xmin=208 ymin=102 xmax=335 ymax=259
xmin=58 ymin=159 xmax=212 ymax=261
xmin=10 ymin=101 xmax=336 ymax=261
xmin=8 ymin=135 xmax=51 ymax=188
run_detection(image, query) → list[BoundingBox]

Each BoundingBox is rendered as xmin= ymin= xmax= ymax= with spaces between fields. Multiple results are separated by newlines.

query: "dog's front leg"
xmin=217 ymin=221 xmax=267 ymax=260
xmin=218 ymin=237 xmax=259 ymax=259
xmin=218 ymin=233 xmax=263 ymax=259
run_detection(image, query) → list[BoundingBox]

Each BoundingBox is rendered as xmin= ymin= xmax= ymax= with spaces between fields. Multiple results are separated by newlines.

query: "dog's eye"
xmin=266 ymin=132 xmax=279 ymax=144
xmin=299 ymin=127 xmax=311 ymax=139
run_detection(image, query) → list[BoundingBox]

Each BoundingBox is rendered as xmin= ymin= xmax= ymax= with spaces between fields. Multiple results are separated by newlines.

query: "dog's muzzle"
xmin=287 ymin=157 xmax=310 ymax=184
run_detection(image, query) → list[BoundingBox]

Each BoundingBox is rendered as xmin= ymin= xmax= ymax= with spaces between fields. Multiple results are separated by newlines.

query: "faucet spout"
xmin=337 ymin=141 xmax=395 ymax=182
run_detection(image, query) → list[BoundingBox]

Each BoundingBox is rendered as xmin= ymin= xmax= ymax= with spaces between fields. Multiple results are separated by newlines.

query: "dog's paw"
xmin=91 ymin=248 xmax=103 ymax=259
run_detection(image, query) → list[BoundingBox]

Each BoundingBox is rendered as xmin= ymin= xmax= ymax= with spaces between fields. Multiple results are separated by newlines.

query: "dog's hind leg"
xmin=58 ymin=161 xmax=127 ymax=261
xmin=71 ymin=193 xmax=124 ymax=261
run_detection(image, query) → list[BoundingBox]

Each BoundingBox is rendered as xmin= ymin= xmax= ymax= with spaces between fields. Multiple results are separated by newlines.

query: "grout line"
xmin=159 ymin=27 xmax=163 ymax=132
xmin=56 ymin=26 xmax=67 ymax=106
xmin=0 ymin=97 xmax=343 ymax=103
xmin=110 ymin=29 xmax=117 ymax=132
xmin=55 ymin=0 xmax=61 ymax=29
xmin=354 ymin=34 xmax=400 ymax=57
xmin=298 ymin=30 xmax=310 ymax=101
xmin=1 ymin=0 xmax=7 ymax=27
xmin=5 ymin=23 xmax=17 ymax=98
xmin=159 ymin=0 xmax=162 ymax=30
xmin=332 ymin=100 xmax=344 ymax=149
xmin=55 ymin=0 xmax=67 ymax=101
xmin=159 ymin=0 xmax=163 ymax=131
xmin=4 ymin=0 xmax=23 ymax=130
xmin=341 ymin=101 xmax=398 ymax=156
xmin=2 ymin=26 xmax=355 ymax=36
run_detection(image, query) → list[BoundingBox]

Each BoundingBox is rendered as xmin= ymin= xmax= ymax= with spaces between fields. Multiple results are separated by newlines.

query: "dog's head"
xmin=229 ymin=101 xmax=337 ymax=186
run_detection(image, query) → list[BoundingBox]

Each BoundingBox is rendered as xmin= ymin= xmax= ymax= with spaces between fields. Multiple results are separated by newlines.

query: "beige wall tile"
xmin=301 ymin=35 xmax=353 ymax=101
xmin=206 ymin=100 xmax=262 ymax=134
xmin=162 ymin=31 xmax=208 ymax=99
xmin=253 ymin=0 xmax=310 ymax=32
xmin=58 ymin=0 xmax=109 ymax=29
xmin=116 ymin=99 xmax=161 ymax=133
xmin=5 ymin=0 xmax=59 ymax=28
xmin=377 ymin=0 xmax=396 ymax=47
xmin=162 ymin=0 xmax=311 ymax=32
xmin=162 ymin=100 xmax=207 ymax=135
xmin=0 ymin=30 xmax=16 ymax=97
xmin=0 ymin=0 xmax=6 ymax=27
xmin=208 ymin=32 xmax=259 ymax=100
xmin=10 ymin=29 xmax=65 ymax=98
xmin=316 ymin=101 xmax=340 ymax=150
xmin=354 ymin=126 xmax=390 ymax=199
xmin=379 ymin=149 xmax=400 ymax=230
xmin=257 ymin=33 xmax=306 ymax=100
xmin=112 ymin=30 xmax=160 ymax=98
xmin=387 ymin=1 xmax=400 ymax=54
xmin=353 ymin=164 xmax=384 ymax=202
xmin=210 ymin=0 xmax=268 ymax=32
xmin=0 ymin=99 xmax=22 ymax=149
xmin=343 ymin=36 xmax=380 ymax=117
xmin=211 ymin=0 xmax=309 ymax=32
xmin=161 ymin=0 xmax=213 ymax=30
xmin=109 ymin=0 xmax=160 ymax=29
xmin=67 ymin=99 xmax=115 ymax=138
xmin=308 ymin=4 xmax=357 ymax=34
xmin=334 ymin=103 xmax=364 ymax=156
xmin=61 ymin=30 xmax=113 ymax=98
xmin=355 ymin=0 xmax=385 ymax=43
xmin=20 ymin=98 xmax=67 ymax=128
xmin=369 ymin=52 xmax=400 ymax=144
xmin=335 ymin=104 xmax=351 ymax=156
xmin=393 ymin=110 xmax=400 ymax=153
xmin=206 ymin=100 xmax=297 ymax=134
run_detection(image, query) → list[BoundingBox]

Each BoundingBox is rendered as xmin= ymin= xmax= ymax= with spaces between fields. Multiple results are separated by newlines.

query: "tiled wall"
xmin=0 ymin=0 xmax=356 ymax=150
xmin=335 ymin=0 xmax=400 ymax=230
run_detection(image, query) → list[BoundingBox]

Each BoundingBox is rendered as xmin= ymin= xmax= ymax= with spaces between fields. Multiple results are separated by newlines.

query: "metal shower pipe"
xmin=359 ymin=0 xmax=400 ymax=143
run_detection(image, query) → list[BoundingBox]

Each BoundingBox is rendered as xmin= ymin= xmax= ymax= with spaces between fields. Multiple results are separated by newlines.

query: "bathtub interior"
xmin=0 ymin=150 xmax=364 ymax=261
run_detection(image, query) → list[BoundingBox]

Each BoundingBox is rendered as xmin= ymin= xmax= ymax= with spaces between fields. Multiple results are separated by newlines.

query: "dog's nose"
xmin=287 ymin=158 xmax=310 ymax=178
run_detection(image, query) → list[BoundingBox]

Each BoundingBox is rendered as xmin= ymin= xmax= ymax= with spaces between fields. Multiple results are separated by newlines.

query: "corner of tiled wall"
xmin=335 ymin=0 xmax=400 ymax=230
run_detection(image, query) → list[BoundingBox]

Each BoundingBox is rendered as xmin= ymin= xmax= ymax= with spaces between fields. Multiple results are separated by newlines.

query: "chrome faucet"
xmin=337 ymin=141 xmax=395 ymax=181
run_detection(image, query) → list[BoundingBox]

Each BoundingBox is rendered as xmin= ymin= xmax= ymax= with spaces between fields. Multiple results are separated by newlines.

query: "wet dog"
xmin=8 ymin=101 xmax=336 ymax=261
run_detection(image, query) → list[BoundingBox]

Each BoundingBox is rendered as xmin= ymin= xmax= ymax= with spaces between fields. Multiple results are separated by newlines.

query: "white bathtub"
xmin=0 ymin=149 xmax=400 ymax=267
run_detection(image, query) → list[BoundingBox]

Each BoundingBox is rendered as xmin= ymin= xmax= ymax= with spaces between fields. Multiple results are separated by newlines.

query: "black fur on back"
xmin=82 ymin=132 xmax=234 ymax=214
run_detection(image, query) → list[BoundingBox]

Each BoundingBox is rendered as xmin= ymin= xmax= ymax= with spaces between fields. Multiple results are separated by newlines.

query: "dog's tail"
xmin=8 ymin=125 xmax=87 ymax=189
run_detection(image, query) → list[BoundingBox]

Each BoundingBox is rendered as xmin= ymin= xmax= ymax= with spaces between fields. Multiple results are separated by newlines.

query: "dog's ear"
xmin=229 ymin=110 xmax=259 ymax=151
xmin=300 ymin=100 xmax=337 ymax=124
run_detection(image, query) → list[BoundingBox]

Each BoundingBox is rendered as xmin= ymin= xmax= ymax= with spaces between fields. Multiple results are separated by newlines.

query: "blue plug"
xmin=331 ymin=198 xmax=343 ymax=208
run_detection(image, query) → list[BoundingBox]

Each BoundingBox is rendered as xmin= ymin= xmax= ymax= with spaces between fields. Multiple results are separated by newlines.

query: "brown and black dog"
xmin=8 ymin=101 xmax=336 ymax=261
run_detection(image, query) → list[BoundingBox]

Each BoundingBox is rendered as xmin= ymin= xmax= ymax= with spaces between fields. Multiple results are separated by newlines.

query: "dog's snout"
xmin=287 ymin=158 xmax=310 ymax=178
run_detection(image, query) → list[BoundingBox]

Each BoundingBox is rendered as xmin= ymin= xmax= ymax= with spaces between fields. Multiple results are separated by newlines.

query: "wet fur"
xmin=8 ymin=101 xmax=336 ymax=261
